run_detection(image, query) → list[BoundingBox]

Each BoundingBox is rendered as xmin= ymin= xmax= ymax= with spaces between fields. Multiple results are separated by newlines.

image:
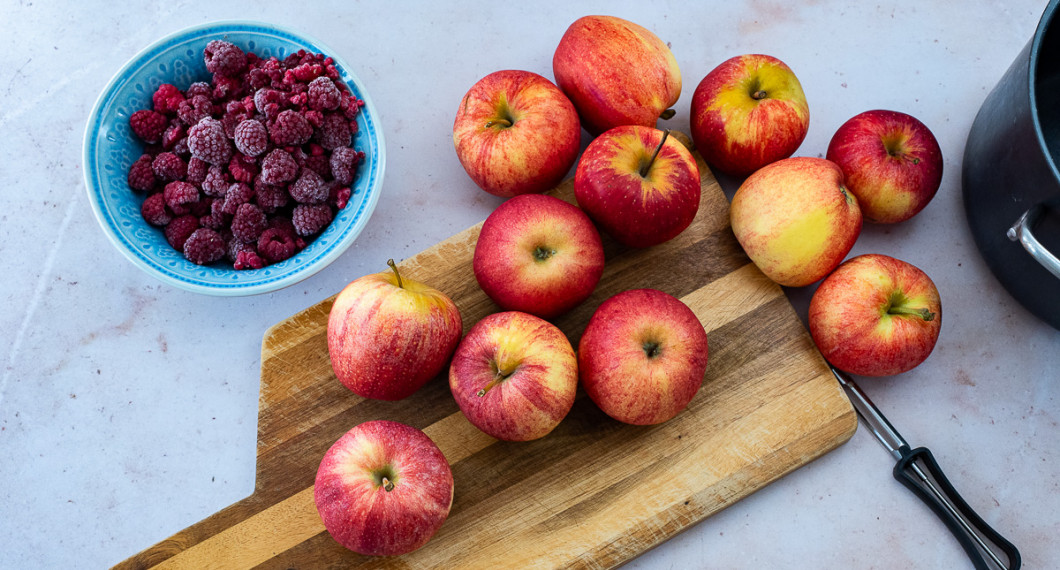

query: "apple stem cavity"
xmin=533 ymin=245 xmax=557 ymax=262
xmin=640 ymin=129 xmax=671 ymax=178
xmin=888 ymin=305 xmax=936 ymax=321
xmin=387 ymin=258 xmax=404 ymax=289
xmin=642 ymin=341 xmax=662 ymax=359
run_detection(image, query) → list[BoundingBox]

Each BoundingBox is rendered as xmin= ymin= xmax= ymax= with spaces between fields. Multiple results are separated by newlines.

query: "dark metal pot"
xmin=964 ymin=0 xmax=1060 ymax=330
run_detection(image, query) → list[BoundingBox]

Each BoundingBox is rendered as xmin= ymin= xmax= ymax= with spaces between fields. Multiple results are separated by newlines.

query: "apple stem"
xmin=477 ymin=366 xmax=514 ymax=397
xmin=387 ymin=259 xmax=404 ymax=289
xmin=752 ymin=90 xmax=768 ymax=100
xmin=484 ymin=118 xmax=512 ymax=128
xmin=640 ymin=129 xmax=671 ymax=178
xmin=381 ymin=476 xmax=395 ymax=492
xmin=888 ymin=306 xmax=936 ymax=321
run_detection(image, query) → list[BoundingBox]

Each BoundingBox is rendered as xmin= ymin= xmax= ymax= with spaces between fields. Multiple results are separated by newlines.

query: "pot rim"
xmin=1029 ymin=0 xmax=1060 ymax=189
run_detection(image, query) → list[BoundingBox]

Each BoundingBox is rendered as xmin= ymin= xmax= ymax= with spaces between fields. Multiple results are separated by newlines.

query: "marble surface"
xmin=1 ymin=1 xmax=1057 ymax=568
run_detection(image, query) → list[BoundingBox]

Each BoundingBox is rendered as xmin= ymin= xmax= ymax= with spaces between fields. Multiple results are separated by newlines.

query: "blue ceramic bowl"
xmin=83 ymin=21 xmax=385 ymax=296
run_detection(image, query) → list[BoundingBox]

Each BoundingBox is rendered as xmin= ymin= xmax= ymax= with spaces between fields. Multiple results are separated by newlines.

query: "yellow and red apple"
xmin=453 ymin=69 xmax=581 ymax=197
xmin=449 ymin=311 xmax=578 ymax=441
xmin=826 ymin=109 xmax=944 ymax=223
xmin=314 ymin=420 xmax=454 ymax=556
xmin=553 ymin=15 xmax=681 ymax=135
xmin=574 ymin=126 xmax=701 ymax=248
xmin=579 ymin=288 xmax=709 ymax=425
xmin=690 ymin=54 xmax=809 ymax=176
xmin=809 ymin=254 xmax=942 ymax=376
xmin=730 ymin=157 xmax=862 ymax=287
xmin=327 ymin=260 xmax=463 ymax=401
xmin=473 ymin=193 xmax=605 ymax=319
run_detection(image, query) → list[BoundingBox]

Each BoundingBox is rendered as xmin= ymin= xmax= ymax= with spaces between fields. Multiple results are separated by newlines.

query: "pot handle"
xmin=1007 ymin=206 xmax=1060 ymax=279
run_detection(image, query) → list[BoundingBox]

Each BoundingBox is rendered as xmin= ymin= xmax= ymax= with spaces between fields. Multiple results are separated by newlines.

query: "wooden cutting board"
xmin=116 ymin=150 xmax=856 ymax=570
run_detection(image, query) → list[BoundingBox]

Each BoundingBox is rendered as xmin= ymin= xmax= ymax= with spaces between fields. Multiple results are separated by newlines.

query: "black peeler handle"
xmin=893 ymin=446 xmax=1021 ymax=570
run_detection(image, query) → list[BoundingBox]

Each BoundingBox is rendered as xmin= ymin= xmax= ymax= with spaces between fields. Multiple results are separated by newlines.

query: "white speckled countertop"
xmin=1 ymin=1 xmax=1057 ymax=568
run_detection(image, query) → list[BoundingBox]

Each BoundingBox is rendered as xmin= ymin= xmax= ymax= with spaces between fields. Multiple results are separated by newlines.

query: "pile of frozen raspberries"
xmin=127 ymin=39 xmax=365 ymax=269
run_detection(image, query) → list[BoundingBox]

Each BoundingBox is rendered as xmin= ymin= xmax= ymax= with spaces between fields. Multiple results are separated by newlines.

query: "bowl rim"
xmin=82 ymin=19 xmax=386 ymax=296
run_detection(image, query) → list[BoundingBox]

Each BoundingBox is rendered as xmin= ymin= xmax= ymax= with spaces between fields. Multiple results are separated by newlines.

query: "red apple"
xmin=314 ymin=420 xmax=454 ymax=556
xmin=578 ymin=289 xmax=709 ymax=425
xmin=449 ymin=311 xmax=578 ymax=441
xmin=730 ymin=157 xmax=862 ymax=287
xmin=574 ymin=126 xmax=701 ymax=248
xmin=327 ymin=260 xmax=463 ymax=401
xmin=473 ymin=193 xmax=605 ymax=319
xmin=553 ymin=15 xmax=682 ymax=135
xmin=690 ymin=54 xmax=810 ymax=176
xmin=826 ymin=109 xmax=944 ymax=223
xmin=453 ymin=69 xmax=581 ymax=198
xmin=809 ymin=254 xmax=942 ymax=376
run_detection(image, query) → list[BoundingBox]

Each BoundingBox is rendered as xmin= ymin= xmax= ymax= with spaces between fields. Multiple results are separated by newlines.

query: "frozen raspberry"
xmin=185 ymin=82 xmax=213 ymax=99
xmin=172 ymin=136 xmax=190 ymax=157
xmin=165 ymin=215 xmax=200 ymax=251
xmin=315 ymin=113 xmax=351 ymax=150
xmin=163 ymin=181 xmax=199 ymax=215
xmin=141 ymin=193 xmax=172 ymax=226
xmin=227 ymin=236 xmax=252 ymax=262
xmin=127 ymin=154 xmax=157 ymax=192
xmin=257 ymin=227 xmax=298 ymax=263
xmin=233 ymin=119 xmax=268 ymax=157
xmin=330 ymin=146 xmax=363 ymax=185
xmin=339 ymin=95 xmax=365 ymax=120
xmin=177 ymin=94 xmax=215 ymax=126
xmin=289 ymin=168 xmax=327 ymax=204
xmin=307 ymin=76 xmax=341 ymax=111
xmin=129 ymin=109 xmax=167 ymax=144
xmin=234 ymin=249 xmax=265 ymax=270
xmin=284 ymin=60 xmax=325 ymax=84
xmin=269 ymin=110 xmax=312 ymax=146
xmin=183 ymin=228 xmax=226 ymax=265
xmin=302 ymin=153 xmax=331 ymax=179
xmin=204 ymin=40 xmax=248 ymax=78
xmin=152 ymin=84 xmax=185 ymax=116
xmin=254 ymin=179 xmax=289 ymax=213
xmin=253 ymin=88 xmax=286 ymax=116
xmin=161 ymin=122 xmax=185 ymax=150
xmin=199 ymin=199 xmax=228 ymax=230
xmin=212 ymin=75 xmax=244 ymax=101
xmin=152 ymin=152 xmax=186 ymax=181
xmin=221 ymin=182 xmax=253 ymax=214
xmin=303 ymin=109 xmax=324 ymax=128
xmin=186 ymin=157 xmax=209 ymax=184
xmin=292 ymin=203 xmax=333 ymax=236
xmin=329 ymin=185 xmax=352 ymax=209
xmin=259 ymin=149 xmax=298 ymax=185
xmin=227 ymin=153 xmax=258 ymax=183
xmin=220 ymin=110 xmax=243 ymax=139
xmin=267 ymin=215 xmax=296 ymax=235
xmin=202 ymin=165 xmax=229 ymax=197
xmin=188 ymin=118 xmax=232 ymax=165
xmin=231 ymin=202 xmax=267 ymax=242
xmin=190 ymin=196 xmax=214 ymax=218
